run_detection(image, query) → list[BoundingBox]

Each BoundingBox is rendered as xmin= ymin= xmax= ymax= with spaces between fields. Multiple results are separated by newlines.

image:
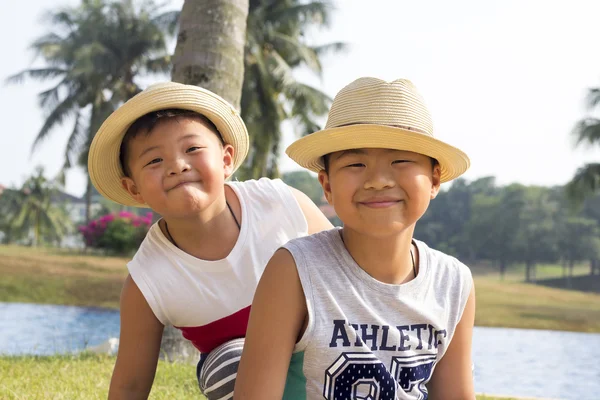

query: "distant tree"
xmin=566 ymin=85 xmax=600 ymax=203
xmin=0 ymin=187 xmax=24 ymax=244
xmin=4 ymin=167 xmax=71 ymax=246
xmin=281 ymin=170 xmax=323 ymax=204
xmin=7 ymin=0 xmax=177 ymax=222
xmin=557 ymin=217 xmax=599 ymax=287
xmin=514 ymin=188 xmax=559 ymax=282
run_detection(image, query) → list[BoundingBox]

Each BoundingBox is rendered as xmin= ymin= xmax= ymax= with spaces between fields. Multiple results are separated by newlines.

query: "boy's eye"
xmin=145 ymin=158 xmax=162 ymax=166
xmin=347 ymin=163 xmax=365 ymax=168
xmin=392 ymin=160 xmax=409 ymax=165
xmin=187 ymin=146 xmax=202 ymax=153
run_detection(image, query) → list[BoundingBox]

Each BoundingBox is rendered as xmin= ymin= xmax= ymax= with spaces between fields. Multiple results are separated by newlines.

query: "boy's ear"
xmin=121 ymin=177 xmax=145 ymax=204
xmin=430 ymin=163 xmax=442 ymax=199
xmin=222 ymin=144 xmax=235 ymax=178
xmin=318 ymin=170 xmax=333 ymax=205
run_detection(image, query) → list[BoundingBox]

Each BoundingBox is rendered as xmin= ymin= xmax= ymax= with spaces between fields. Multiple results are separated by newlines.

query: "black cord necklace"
xmin=340 ymin=230 xmax=418 ymax=279
xmin=164 ymin=201 xmax=240 ymax=249
xmin=410 ymin=246 xmax=417 ymax=278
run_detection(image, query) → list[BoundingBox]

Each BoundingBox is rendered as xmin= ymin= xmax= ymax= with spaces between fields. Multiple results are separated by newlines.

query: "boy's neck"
xmin=341 ymin=226 xmax=418 ymax=285
xmin=159 ymin=186 xmax=241 ymax=261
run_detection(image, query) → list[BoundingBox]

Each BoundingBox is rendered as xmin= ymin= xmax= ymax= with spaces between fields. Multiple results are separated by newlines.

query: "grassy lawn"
xmin=0 ymin=353 xmax=515 ymax=400
xmin=2 ymin=244 xmax=600 ymax=333
xmin=475 ymin=276 xmax=600 ymax=332
xmin=0 ymin=353 xmax=198 ymax=400
xmin=0 ymin=245 xmax=128 ymax=309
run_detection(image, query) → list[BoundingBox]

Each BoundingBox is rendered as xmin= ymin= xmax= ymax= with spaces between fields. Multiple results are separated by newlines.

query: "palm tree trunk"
xmin=34 ymin=210 xmax=40 ymax=247
xmin=171 ymin=0 xmax=249 ymax=111
xmin=499 ymin=259 xmax=506 ymax=280
xmin=85 ymin=176 xmax=92 ymax=225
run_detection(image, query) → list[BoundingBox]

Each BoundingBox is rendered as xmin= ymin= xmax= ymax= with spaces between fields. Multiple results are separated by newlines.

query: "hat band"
xmin=332 ymin=122 xmax=430 ymax=135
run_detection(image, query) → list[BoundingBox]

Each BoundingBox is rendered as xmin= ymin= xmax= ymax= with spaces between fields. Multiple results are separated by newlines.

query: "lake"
xmin=1 ymin=302 xmax=599 ymax=399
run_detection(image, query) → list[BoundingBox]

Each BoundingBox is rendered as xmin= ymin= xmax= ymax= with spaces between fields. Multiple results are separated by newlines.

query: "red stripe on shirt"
xmin=175 ymin=305 xmax=251 ymax=353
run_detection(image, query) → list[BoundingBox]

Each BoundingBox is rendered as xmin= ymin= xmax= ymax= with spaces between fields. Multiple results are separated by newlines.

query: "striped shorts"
xmin=197 ymin=338 xmax=245 ymax=400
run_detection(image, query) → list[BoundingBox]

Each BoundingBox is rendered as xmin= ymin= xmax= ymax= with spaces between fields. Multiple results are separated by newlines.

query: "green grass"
xmin=474 ymin=276 xmax=600 ymax=332
xmin=0 ymin=353 xmax=513 ymax=400
xmin=2 ymin=244 xmax=600 ymax=333
xmin=0 ymin=353 xmax=199 ymax=400
xmin=471 ymin=261 xmax=590 ymax=282
xmin=0 ymin=245 xmax=127 ymax=309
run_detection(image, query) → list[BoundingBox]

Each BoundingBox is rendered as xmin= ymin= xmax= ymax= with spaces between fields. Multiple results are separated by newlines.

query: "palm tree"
xmin=237 ymin=0 xmax=347 ymax=179
xmin=171 ymin=0 xmax=346 ymax=180
xmin=6 ymin=0 xmax=178 ymax=222
xmin=0 ymin=187 xmax=25 ymax=244
xmin=5 ymin=167 xmax=71 ymax=247
xmin=171 ymin=0 xmax=249 ymax=110
xmin=567 ymin=86 xmax=600 ymax=203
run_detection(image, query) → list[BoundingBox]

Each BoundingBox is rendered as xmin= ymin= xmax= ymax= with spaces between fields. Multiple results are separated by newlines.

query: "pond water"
xmin=1 ymin=302 xmax=599 ymax=399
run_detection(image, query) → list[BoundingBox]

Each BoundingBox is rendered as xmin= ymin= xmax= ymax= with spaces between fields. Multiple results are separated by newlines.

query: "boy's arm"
xmin=426 ymin=284 xmax=476 ymax=400
xmin=288 ymin=186 xmax=334 ymax=234
xmin=234 ymin=249 xmax=307 ymax=399
xmin=108 ymin=275 xmax=164 ymax=400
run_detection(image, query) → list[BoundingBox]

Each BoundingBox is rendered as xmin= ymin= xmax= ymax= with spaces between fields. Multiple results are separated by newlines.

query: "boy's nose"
xmin=168 ymin=158 xmax=191 ymax=175
xmin=364 ymin=168 xmax=396 ymax=190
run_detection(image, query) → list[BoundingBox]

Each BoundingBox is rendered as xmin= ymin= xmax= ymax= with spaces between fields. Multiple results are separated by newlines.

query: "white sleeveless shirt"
xmin=127 ymin=178 xmax=308 ymax=354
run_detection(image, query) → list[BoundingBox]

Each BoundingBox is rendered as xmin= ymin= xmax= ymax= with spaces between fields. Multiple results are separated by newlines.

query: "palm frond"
xmin=5 ymin=67 xmax=67 ymax=85
xmin=151 ymin=9 xmax=180 ymax=35
xmin=30 ymin=33 xmax=66 ymax=52
xmin=566 ymin=163 xmax=600 ymax=206
xmin=42 ymin=9 xmax=78 ymax=32
xmin=31 ymin=93 xmax=79 ymax=153
xmin=63 ymin=110 xmax=86 ymax=169
xmin=313 ymin=42 xmax=349 ymax=57
xmin=271 ymin=32 xmax=321 ymax=74
xmin=269 ymin=1 xmax=334 ymax=29
xmin=145 ymin=55 xmax=172 ymax=74
xmin=585 ymin=87 xmax=600 ymax=110
xmin=37 ymin=79 xmax=69 ymax=110
xmin=572 ymin=118 xmax=600 ymax=148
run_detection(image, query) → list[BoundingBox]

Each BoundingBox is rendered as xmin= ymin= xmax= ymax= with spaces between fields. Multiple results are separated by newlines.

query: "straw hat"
xmin=88 ymin=82 xmax=249 ymax=206
xmin=285 ymin=77 xmax=470 ymax=182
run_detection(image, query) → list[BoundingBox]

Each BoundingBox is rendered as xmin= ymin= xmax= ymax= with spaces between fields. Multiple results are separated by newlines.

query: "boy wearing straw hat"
xmin=235 ymin=77 xmax=476 ymax=399
xmin=87 ymin=82 xmax=332 ymax=400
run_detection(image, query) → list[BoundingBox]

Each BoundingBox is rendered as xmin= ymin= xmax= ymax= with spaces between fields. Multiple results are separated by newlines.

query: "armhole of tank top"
xmin=284 ymin=241 xmax=316 ymax=353
xmin=435 ymin=259 xmax=473 ymax=361
xmin=455 ymin=262 xmax=474 ymax=326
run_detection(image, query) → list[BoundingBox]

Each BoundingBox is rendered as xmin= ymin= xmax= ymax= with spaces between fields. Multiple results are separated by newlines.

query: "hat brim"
xmin=88 ymin=84 xmax=249 ymax=207
xmin=285 ymin=124 xmax=470 ymax=183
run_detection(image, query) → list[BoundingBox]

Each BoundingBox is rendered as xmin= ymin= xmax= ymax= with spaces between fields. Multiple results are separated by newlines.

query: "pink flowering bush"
xmin=79 ymin=211 xmax=153 ymax=254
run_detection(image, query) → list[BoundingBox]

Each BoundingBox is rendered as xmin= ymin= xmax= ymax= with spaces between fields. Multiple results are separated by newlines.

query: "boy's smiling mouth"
xmin=167 ymin=180 xmax=200 ymax=191
xmin=358 ymin=196 xmax=402 ymax=208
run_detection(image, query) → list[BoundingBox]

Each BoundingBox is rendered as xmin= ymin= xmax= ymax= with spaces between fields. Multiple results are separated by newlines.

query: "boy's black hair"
xmin=322 ymin=153 xmax=439 ymax=173
xmin=119 ymin=109 xmax=224 ymax=177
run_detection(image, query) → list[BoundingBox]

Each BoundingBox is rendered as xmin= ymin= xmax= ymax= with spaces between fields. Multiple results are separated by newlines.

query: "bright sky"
xmin=2 ymin=0 xmax=600 ymax=197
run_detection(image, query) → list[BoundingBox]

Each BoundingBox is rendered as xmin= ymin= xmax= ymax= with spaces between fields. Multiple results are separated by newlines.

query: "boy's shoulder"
xmin=228 ymin=178 xmax=305 ymax=215
xmin=228 ymin=177 xmax=288 ymax=198
xmin=229 ymin=176 xmax=283 ymax=187
xmin=283 ymin=228 xmax=339 ymax=253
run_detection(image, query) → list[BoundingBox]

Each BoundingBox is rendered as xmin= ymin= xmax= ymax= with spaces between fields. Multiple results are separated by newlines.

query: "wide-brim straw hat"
xmin=88 ymin=82 xmax=249 ymax=207
xmin=285 ymin=77 xmax=470 ymax=182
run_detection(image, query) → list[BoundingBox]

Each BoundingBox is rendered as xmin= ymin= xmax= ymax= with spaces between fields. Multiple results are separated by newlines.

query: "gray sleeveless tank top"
xmin=281 ymin=228 xmax=473 ymax=400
